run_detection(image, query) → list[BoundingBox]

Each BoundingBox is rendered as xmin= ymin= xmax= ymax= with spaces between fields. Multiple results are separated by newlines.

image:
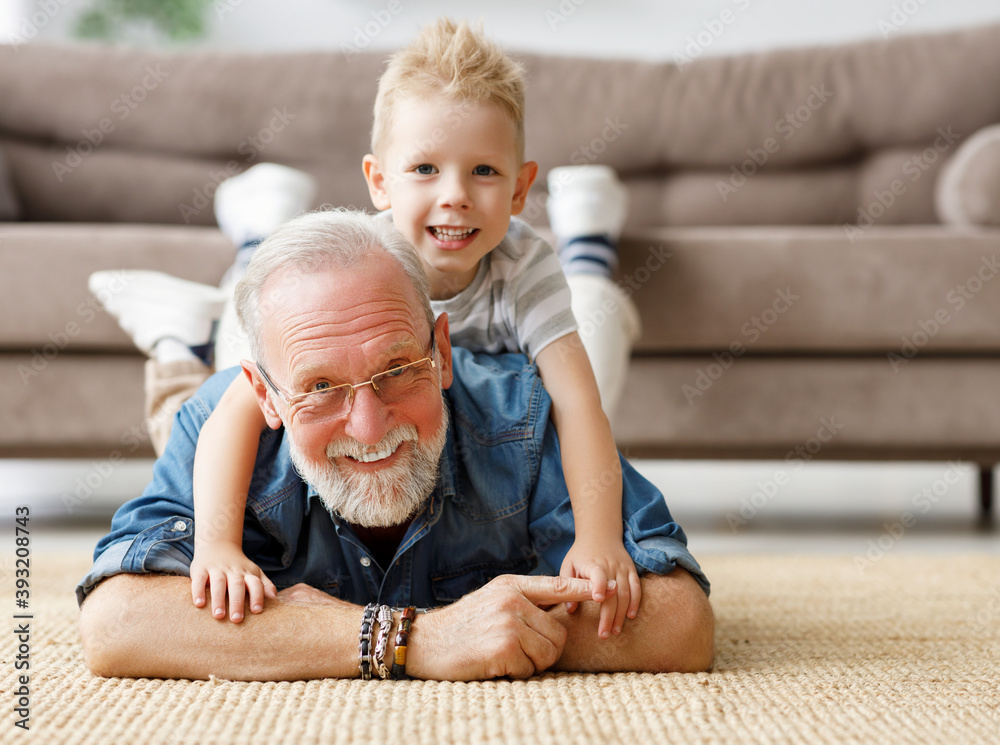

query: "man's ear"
xmin=434 ymin=313 xmax=453 ymax=390
xmin=241 ymin=361 xmax=284 ymax=430
xmin=510 ymin=160 xmax=539 ymax=216
xmin=362 ymin=154 xmax=392 ymax=211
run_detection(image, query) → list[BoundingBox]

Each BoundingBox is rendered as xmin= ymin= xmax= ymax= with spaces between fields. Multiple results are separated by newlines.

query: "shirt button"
xmin=360 ymin=557 xmax=371 ymax=567
xmin=172 ymin=520 xmax=187 ymax=531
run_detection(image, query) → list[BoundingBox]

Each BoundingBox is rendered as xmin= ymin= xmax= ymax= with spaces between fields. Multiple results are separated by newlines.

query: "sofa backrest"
xmin=519 ymin=22 xmax=1000 ymax=228
xmin=1 ymin=22 xmax=999 ymax=229
xmin=0 ymin=43 xmax=384 ymax=226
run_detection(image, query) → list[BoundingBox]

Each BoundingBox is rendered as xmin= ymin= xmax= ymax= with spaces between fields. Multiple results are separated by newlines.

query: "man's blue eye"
xmin=473 ymin=165 xmax=495 ymax=176
xmin=313 ymin=381 xmax=332 ymax=391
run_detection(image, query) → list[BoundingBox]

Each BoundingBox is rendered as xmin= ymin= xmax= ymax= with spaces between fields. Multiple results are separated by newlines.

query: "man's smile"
xmin=345 ymin=440 xmax=405 ymax=464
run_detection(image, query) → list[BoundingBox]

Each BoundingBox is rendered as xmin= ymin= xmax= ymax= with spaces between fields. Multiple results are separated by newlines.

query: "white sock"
xmin=89 ymin=270 xmax=226 ymax=358
xmin=547 ymin=165 xmax=629 ymax=267
xmin=154 ymin=338 xmax=199 ymax=364
xmin=214 ymin=163 xmax=318 ymax=249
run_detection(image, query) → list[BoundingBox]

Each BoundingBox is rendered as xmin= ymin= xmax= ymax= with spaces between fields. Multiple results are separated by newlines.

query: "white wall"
xmin=13 ymin=0 xmax=1000 ymax=60
xmin=1 ymin=0 xmax=31 ymax=41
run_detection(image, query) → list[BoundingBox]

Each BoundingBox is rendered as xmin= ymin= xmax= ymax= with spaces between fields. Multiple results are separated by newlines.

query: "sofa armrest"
xmin=936 ymin=124 xmax=1000 ymax=227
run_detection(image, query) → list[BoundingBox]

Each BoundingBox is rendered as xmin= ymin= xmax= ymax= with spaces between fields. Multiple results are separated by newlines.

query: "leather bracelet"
xmin=391 ymin=606 xmax=417 ymax=680
xmin=372 ymin=605 xmax=394 ymax=680
xmin=358 ymin=603 xmax=377 ymax=680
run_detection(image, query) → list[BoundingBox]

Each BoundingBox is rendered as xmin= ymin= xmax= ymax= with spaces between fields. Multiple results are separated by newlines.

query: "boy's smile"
xmin=363 ymin=93 xmax=537 ymax=300
xmin=428 ymin=225 xmax=478 ymax=247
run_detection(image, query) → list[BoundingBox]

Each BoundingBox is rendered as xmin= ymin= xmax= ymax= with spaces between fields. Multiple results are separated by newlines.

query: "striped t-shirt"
xmin=431 ymin=217 xmax=577 ymax=361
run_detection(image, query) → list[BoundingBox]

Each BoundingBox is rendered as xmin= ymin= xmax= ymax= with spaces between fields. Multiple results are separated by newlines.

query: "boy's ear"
xmin=510 ymin=160 xmax=539 ymax=216
xmin=362 ymin=154 xmax=392 ymax=211
xmin=241 ymin=361 xmax=284 ymax=430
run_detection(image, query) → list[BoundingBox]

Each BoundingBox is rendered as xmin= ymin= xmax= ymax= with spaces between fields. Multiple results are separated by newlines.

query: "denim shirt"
xmin=77 ymin=349 xmax=708 ymax=606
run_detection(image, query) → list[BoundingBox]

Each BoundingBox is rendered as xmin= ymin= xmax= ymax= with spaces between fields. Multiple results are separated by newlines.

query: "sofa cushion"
xmin=611 ymin=146 xmax=943 ymax=229
xmin=0 ymin=354 xmax=153 ymax=457
xmin=613 ymin=356 xmax=1000 ymax=459
xmin=936 ymin=124 xmax=1000 ymax=226
xmin=619 ymin=226 xmax=1000 ymax=353
xmin=0 ymin=223 xmax=233 ymax=350
xmin=0 ymin=145 xmax=21 ymax=220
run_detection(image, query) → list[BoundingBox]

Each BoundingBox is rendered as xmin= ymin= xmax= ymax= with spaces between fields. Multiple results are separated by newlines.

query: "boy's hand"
xmin=559 ymin=538 xmax=641 ymax=639
xmin=190 ymin=543 xmax=278 ymax=623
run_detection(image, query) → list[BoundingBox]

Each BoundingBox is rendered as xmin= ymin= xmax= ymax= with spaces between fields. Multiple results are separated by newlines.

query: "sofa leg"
xmin=979 ymin=465 xmax=995 ymax=528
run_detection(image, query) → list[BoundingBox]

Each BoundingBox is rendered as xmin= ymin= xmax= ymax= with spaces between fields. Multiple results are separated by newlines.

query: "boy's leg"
xmin=565 ymin=273 xmax=640 ymax=417
xmin=89 ymin=270 xmax=227 ymax=452
xmin=88 ymin=270 xmax=228 ymax=365
xmin=212 ymin=163 xmax=317 ymax=371
xmin=547 ymin=165 xmax=641 ymax=417
xmin=144 ymin=358 xmax=213 ymax=457
xmin=88 ymin=164 xmax=316 ymax=450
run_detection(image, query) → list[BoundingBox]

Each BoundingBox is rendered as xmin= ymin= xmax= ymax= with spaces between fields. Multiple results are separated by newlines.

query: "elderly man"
xmin=78 ymin=210 xmax=713 ymax=681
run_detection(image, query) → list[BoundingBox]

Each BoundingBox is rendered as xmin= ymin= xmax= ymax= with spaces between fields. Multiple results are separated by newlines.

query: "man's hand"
xmin=406 ymin=574 xmax=602 ymax=681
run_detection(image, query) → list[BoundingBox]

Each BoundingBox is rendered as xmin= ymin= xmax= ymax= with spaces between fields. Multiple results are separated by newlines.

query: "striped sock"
xmin=558 ymin=234 xmax=618 ymax=278
xmin=232 ymin=237 xmax=263 ymax=277
xmin=153 ymin=327 xmax=217 ymax=366
xmin=219 ymin=237 xmax=264 ymax=289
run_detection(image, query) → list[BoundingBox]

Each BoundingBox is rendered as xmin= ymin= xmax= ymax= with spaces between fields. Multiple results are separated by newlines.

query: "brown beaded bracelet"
xmin=390 ymin=606 xmax=416 ymax=680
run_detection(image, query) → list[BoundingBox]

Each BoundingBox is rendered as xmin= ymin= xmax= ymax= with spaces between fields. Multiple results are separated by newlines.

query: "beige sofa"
xmin=3 ymin=24 xmax=1000 ymax=519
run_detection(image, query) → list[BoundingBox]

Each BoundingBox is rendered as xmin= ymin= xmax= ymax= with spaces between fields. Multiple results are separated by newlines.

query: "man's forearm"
xmin=552 ymin=569 xmax=714 ymax=673
xmin=80 ymin=574 xmax=363 ymax=681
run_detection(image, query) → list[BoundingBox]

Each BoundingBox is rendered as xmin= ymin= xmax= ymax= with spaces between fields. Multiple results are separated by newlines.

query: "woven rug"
xmin=2 ymin=552 xmax=998 ymax=745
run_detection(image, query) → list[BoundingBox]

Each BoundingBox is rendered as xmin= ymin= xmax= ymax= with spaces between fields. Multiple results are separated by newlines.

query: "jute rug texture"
xmin=2 ymin=552 xmax=998 ymax=744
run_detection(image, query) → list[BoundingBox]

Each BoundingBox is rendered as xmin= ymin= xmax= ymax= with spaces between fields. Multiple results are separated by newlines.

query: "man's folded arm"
xmin=79 ymin=574 xmax=365 ymax=681
xmin=79 ymin=572 xmax=605 ymax=681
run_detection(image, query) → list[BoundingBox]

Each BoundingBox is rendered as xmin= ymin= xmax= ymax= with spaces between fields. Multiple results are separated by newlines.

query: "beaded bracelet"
xmin=372 ymin=605 xmax=394 ymax=680
xmin=358 ymin=603 xmax=377 ymax=680
xmin=391 ymin=606 xmax=417 ymax=680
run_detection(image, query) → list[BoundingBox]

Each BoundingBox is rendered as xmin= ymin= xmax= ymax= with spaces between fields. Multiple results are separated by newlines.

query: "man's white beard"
xmin=288 ymin=405 xmax=449 ymax=528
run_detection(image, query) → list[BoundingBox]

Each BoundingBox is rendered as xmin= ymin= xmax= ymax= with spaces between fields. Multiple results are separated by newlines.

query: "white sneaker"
xmin=213 ymin=163 xmax=318 ymax=248
xmin=88 ymin=270 xmax=226 ymax=356
xmin=546 ymin=165 xmax=629 ymax=241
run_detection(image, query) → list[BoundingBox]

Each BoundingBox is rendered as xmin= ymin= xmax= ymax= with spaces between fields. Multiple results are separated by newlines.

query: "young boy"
xmin=92 ymin=19 xmax=642 ymax=638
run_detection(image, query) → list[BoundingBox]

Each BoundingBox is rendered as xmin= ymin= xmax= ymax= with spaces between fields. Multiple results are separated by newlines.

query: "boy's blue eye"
xmin=415 ymin=164 xmax=436 ymax=175
xmin=473 ymin=165 xmax=496 ymax=176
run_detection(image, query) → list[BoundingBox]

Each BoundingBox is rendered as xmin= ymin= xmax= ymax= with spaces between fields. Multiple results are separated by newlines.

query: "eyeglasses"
xmin=256 ymin=330 xmax=436 ymax=424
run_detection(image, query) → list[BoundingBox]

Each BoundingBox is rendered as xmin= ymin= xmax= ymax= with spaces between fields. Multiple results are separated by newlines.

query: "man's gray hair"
xmin=234 ymin=208 xmax=435 ymax=365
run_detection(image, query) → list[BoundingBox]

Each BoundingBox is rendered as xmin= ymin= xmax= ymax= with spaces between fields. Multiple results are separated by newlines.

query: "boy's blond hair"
xmin=371 ymin=18 xmax=526 ymax=162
